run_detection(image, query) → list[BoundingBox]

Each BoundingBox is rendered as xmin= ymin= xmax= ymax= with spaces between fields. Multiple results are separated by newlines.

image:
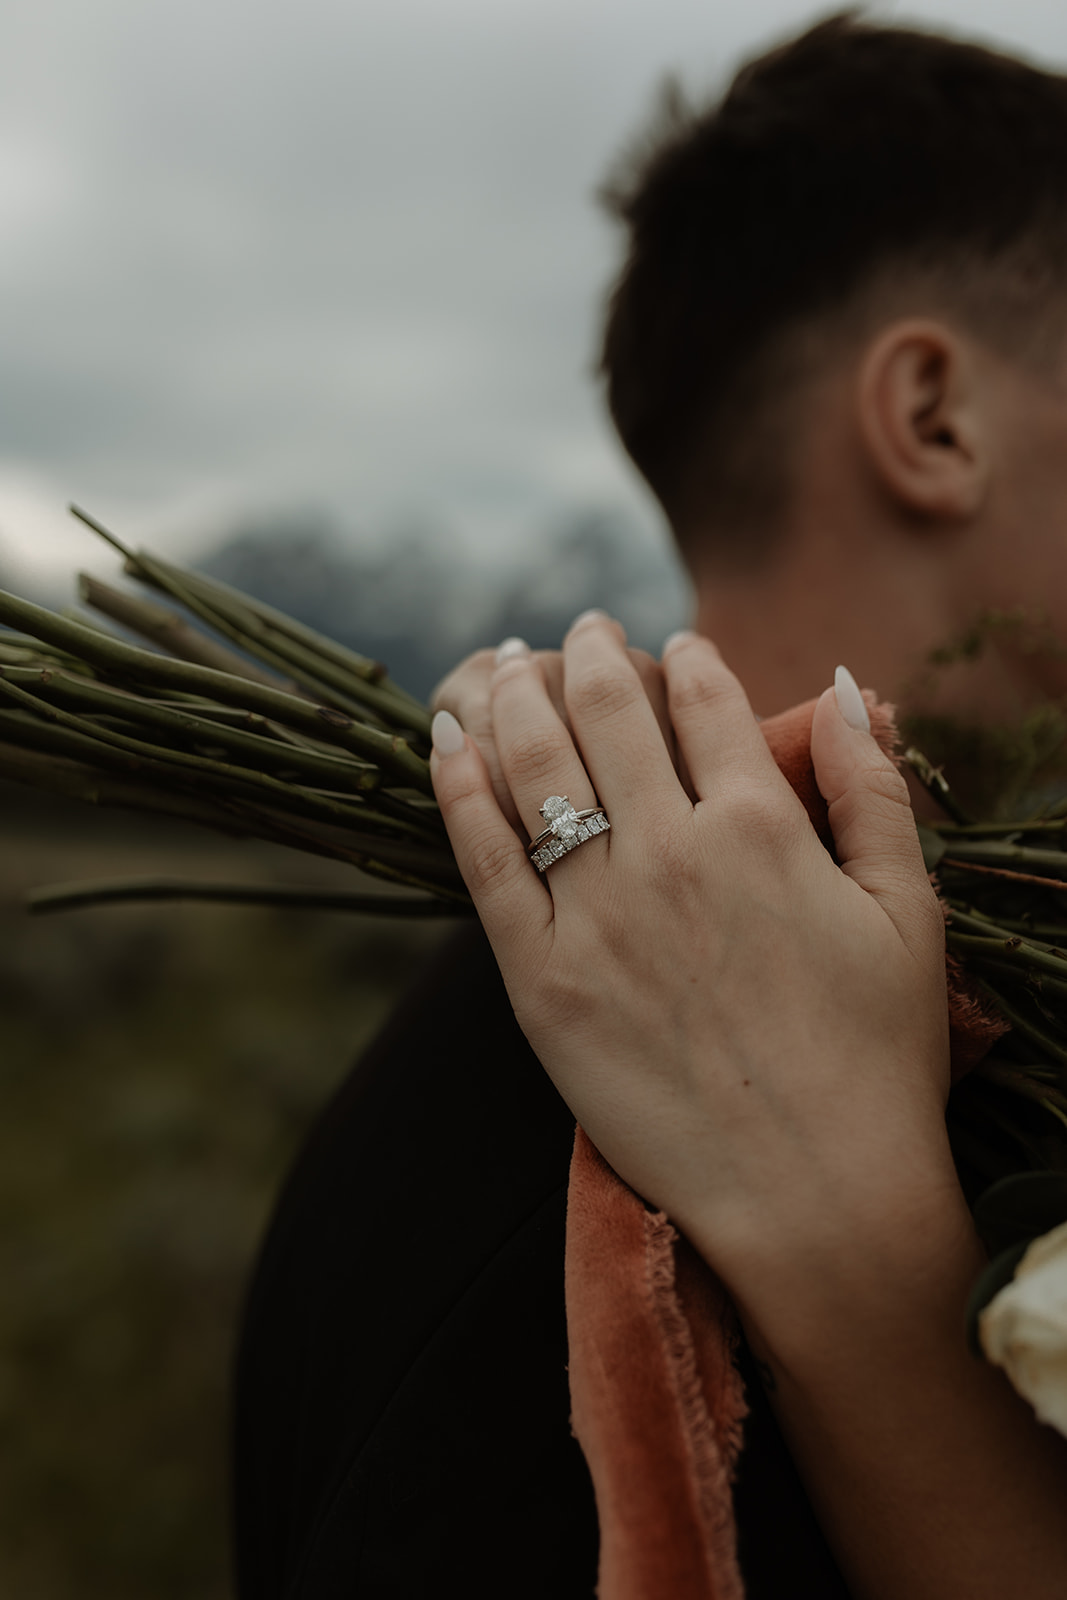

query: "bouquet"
xmin=3 ymin=508 xmax=1067 ymax=1428
xmin=0 ymin=508 xmax=471 ymax=917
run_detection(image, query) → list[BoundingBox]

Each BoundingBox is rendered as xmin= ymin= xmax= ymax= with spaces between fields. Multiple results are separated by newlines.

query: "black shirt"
xmin=232 ymin=926 xmax=851 ymax=1599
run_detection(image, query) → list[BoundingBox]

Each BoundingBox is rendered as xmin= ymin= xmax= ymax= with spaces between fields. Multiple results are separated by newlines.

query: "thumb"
xmin=810 ymin=668 xmax=934 ymax=936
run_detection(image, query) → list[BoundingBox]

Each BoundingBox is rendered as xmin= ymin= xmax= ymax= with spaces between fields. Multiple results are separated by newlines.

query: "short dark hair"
xmin=600 ymin=13 xmax=1067 ymax=564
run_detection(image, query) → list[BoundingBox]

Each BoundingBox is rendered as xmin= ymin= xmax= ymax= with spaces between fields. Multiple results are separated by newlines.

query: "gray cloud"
xmin=1 ymin=0 xmax=1066 ymax=585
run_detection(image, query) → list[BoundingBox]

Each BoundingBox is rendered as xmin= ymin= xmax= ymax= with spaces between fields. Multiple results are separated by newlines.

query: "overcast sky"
xmin=2 ymin=0 xmax=1067 ymax=594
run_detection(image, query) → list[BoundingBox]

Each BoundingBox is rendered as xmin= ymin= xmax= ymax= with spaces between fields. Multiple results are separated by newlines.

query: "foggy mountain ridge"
xmin=198 ymin=507 xmax=691 ymax=701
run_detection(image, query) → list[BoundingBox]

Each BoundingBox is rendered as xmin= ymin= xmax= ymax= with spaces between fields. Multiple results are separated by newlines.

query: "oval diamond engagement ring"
xmin=527 ymin=794 xmax=611 ymax=873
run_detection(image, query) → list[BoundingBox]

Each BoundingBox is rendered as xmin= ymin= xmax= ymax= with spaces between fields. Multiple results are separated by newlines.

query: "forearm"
xmin=727 ymin=1183 xmax=1067 ymax=1600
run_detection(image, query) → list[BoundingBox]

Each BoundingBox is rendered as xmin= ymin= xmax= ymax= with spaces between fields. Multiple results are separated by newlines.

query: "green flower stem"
xmin=0 ymin=587 xmax=433 ymax=792
xmin=976 ymin=917 xmax=1067 ymax=944
xmin=973 ymin=976 xmax=1067 ymax=1067
xmin=117 ymin=547 xmax=396 ymax=732
xmin=0 ymin=635 xmax=96 ymax=675
xmin=0 ymin=704 xmax=231 ymax=784
xmin=77 ymin=573 xmax=292 ymax=687
xmin=0 ymin=672 xmax=401 ymax=831
xmin=939 ymin=838 xmax=1067 ymax=877
xmin=72 ymin=504 xmax=403 ymax=695
xmin=138 ymin=553 xmax=428 ymax=738
xmin=956 ymin=953 xmax=1067 ymax=1007
xmin=1 ymin=670 xmax=444 ymax=850
xmin=903 ymin=746 xmax=973 ymax=825
xmin=943 ymin=905 xmax=1020 ymax=939
xmin=113 ymin=524 xmax=431 ymax=721
xmin=70 ymin=508 xmax=428 ymax=737
xmin=0 ymin=664 xmax=391 ymax=801
xmin=946 ymin=905 xmax=1067 ymax=952
xmin=0 ymin=682 xmax=457 ymax=876
xmin=215 ymin=798 xmax=469 ymax=899
xmin=945 ymin=929 xmax=1067 ymax=983
xmin=0 ymin=716 xmax=457 ymax=883
xmin=936 ymin=818 xmax=1067 ymax=837
xmin=974 ymin=1059 xmax=1067 ymax=1132
xmin=0 ymin=738 xmax=269 ymax=836
xmin=27 ymin=877 xmax=472 ymax=916
xmin=0 ymin=733 xmax=458 ymax=898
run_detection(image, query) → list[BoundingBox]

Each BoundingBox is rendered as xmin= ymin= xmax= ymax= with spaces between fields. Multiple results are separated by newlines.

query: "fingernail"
xmin=431 ymin=708 xmax=466 ymax=757
xmin=495 ymin=636 xmax=530 ymax=666
xmin=569 ymin=608 xmax=607 ymax=631
xmin=834 ymin=665 xmax=870 ymax=733
xmin=662 ymin=628 xmax=697 ymax=655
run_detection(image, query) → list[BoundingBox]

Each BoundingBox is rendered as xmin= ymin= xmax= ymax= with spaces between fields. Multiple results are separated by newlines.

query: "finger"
xmin=810 ymin=670 xmax=942 ymax=949
xmin=431 ymin=645 xmax=513 ymax=811
xmin=429 ymin=709 xmax=553 ymax=946
xmin=434 ymin=642 xmax=565 ymax=831
xmin=627 ymin=647 xmax=675 ymax=760
xmin=561 ymin=612 xmax=684 ymax=821
xmin=660 ymin=629 xmax=779 ymax=799
xmin=626 ymin=645 xmax=698 ymax=799
xmin=489 ymin=652 xmax=609 ymax=876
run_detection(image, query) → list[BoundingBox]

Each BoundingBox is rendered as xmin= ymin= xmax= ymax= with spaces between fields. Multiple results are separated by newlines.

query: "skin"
xmin=429 ymin=305 xmax=1067 ymax=1596
xmin=435 ymin=313 xmax=1067 ymax=799
xmin=690 ymin=312 xmax=1067 ymax=721
xmin=432 ymin=619 xmax=1067 ymax=1600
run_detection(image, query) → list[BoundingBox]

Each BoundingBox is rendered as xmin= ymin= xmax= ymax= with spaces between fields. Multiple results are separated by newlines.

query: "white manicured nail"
xmin=495 ymin=636 xmax=530 ymax=665
xmin=662 ymin=629 xmax=697 ymax=655
xmin=569 ymin=608 xmax=607 ymax=631
xmin=431 ymin=708 xmax=466 ymax=757
xmin=834 ymin=665 xmax=870 ymax=733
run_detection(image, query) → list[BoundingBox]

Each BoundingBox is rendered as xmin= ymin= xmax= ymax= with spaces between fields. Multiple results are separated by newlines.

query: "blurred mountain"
xmin=198 ymin=507 xmax=691 ymax=701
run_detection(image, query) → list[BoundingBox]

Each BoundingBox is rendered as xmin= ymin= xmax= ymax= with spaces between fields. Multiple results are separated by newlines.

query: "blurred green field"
xmin=0 ymin=783 xmax=447 ymax=1599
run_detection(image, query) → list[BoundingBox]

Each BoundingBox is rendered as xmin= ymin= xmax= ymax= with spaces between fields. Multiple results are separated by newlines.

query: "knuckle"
xmin=464 ymin=827 xmax=520 ymax=899
xmin=503 ymin=726 xmax=570 ymax=787
xmin=865 ymin=760 xmax=912 ymax=811
xmin=567 ymin=662 xmax=640 ymax=723
xmin=626 ymin=646 xmax=657 ymax=678
xmin=714 ymin=778 xmax=804 ymax=856
xmin=668 ymin=666 xmax=737 ymax=721
xmin=434 ymin=761 xmax=488 ymax=815
xmin=642 ymin=828 xmax=687 ymax=893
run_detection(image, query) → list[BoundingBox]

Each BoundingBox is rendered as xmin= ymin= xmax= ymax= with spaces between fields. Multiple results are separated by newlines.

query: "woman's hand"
xmin=430 ymin=611 xmax=955 ymax=1311
xmin=431 ymin=629 xmax=678 ymax=832
xmin=433 ymin=612 xmax=1067 ymax=1600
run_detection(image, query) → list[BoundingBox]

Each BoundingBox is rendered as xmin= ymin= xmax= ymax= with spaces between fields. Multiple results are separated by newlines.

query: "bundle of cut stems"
xmin=906 ymin=752 xmax=1067 ymax=1193
xmin=0 ymin=508 xmax=471 ymax=917
xmin=2 ymin=509 xmax=1067 ymax=1190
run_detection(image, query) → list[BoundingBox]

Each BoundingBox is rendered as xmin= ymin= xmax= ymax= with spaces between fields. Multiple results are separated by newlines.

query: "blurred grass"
xmin=0 ymin=782 xmax=447 ymax=1599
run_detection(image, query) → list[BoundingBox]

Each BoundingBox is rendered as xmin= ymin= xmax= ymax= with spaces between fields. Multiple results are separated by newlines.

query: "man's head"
xmin=600 ymin=13 xmax=1067 ymax=572
xmin=599 ymin=14 xmax=1067 ymax=723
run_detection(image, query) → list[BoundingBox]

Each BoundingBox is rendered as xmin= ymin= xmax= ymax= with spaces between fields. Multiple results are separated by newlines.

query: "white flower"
xmin=979 ymin=1218 xmax=1067 ymax=1438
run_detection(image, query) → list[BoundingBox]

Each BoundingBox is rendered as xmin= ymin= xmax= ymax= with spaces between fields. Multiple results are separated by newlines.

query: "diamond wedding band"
xmin=527 ymin=794 xmax=611 ymax=873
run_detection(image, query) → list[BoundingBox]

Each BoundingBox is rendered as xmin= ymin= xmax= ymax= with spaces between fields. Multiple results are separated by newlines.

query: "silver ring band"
xmin=527 ymin=794 xmax=611 ymax=873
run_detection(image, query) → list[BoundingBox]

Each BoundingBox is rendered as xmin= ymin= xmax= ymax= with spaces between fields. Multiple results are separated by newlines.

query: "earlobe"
xmin=857 ymin=320 xmax=988 ymax=521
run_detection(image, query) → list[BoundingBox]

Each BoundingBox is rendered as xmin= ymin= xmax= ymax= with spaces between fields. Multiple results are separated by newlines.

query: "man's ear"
xmin=856 ymin=320 xmax=989 ymax=520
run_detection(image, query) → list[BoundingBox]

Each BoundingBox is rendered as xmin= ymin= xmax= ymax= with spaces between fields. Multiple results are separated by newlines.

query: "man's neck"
xmin=691 ymin=539 xmax=936 ymax=717
xmin=689 ymin=518 xmax=1041 ymax=726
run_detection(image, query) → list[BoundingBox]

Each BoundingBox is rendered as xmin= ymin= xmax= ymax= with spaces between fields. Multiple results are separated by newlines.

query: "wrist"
xmin=698 ymin=1156 xmax=981 ymax=1366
